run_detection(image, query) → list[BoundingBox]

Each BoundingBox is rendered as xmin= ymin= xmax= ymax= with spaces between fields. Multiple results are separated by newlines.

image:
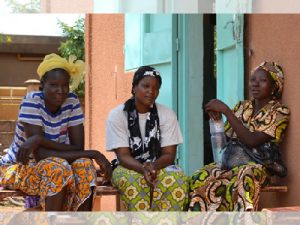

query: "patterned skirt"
xmin=189 ymin=162 xmax=269 ymax=211
xmin=0 ymin=157 xmax=97 ymax=211
xmin=112 ymin=165 xmax=189 ymax=211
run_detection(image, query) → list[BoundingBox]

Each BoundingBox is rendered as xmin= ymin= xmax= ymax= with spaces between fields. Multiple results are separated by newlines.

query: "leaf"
xmin=58 ymin=18 xmax=85 ymax=97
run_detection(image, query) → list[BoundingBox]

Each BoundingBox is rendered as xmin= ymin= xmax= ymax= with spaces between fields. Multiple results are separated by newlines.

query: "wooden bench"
xmin=261 ymin=185 xmax=288 ymax=193
xmin=95 ymin=185 xmax=120 ymax=211
xmin=0 ymin=185 xmax=120 ymax=211
xmin=0 ymin=184 xmax=286 ymax=211
xmin=257 ymin=184 xmax=288 ymax=211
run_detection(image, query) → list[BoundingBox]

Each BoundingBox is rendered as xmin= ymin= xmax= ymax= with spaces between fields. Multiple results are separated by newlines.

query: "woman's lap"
xmin=112 ymin=165 xmax=189 ymax=211
xmin=189 ymin=162 xmax=269 ymax=211
xmin=0 ymin=157 xmax=96 ymax=211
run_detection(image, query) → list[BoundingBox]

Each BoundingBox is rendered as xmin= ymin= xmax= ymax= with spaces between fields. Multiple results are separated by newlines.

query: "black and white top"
xmin=106 ymin=103 xmax=183 ymax=164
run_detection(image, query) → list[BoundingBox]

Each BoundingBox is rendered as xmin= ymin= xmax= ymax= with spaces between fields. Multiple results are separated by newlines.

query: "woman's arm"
xmin=34 ymin=147 xmax=101 ymax=163
xmin=33 ymin=148 xmax=112 ymax=182
xmin=17 ymin=123 xmax=85 ymax=163
xmin=18 ymin=122 xmax=112 ymax=180
xmin=114 ymin=147 xmax=158 ymax=186
xmin=205 ymin=99 xmax=272 ymax=148
xmin=141 ymin=146 xmax=177 ymax=187
xmin=114 ymin=147 xmax=144 ymax=173
xmin=152 ymin=145 xmax=176 ymax=170
xmin=114 ymin=146 xmax=176 ymax=186
xmin=23 ymin=122 xmax=84 ymax=151
xmin=114 ymin=146 xmax=176 ymax=172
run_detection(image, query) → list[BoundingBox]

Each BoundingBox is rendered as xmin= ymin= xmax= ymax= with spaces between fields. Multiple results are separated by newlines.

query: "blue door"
xmin=216 ymin=13 xmax=244 ymax=109
xmin=124 ymin=14 xmax=177 ymax=110
xmin=125 ymin=14 xmax=205 ymax=175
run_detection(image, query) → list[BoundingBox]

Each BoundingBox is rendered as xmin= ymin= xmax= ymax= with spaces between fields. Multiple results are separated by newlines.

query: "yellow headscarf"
xmin=37 ymin=53 xmax=86 ymax=91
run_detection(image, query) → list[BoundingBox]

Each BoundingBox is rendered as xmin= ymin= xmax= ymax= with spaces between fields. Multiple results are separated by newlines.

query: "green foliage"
xmin=5 ymin=0 xmax=40 ymax=13
xmin=58 ymin=18 xmax=85 ymax=60
xmin=58 ymin=18 xmax=85 ymax=97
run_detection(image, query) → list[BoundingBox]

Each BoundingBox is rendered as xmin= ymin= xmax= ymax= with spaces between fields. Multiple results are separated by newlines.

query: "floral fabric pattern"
xmin=189 ymin=162 xmax=269 ymax=211
xmin=189 ymin=99 xmax=289 ymax=211
xmin=112 ymin=166 xmax=189 ymax=211
xmin=0 ymin=157 xmax=96 ymax=211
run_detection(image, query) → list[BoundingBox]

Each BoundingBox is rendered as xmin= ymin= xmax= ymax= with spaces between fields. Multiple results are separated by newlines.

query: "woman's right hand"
xmin=205 ymin=99 xmax=230 ymax=119
xmin=17 ymin=135 xmax=42 ymax=164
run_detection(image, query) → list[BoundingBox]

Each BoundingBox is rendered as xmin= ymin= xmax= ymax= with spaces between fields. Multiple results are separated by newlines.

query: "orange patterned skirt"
xmin=0 ymin=157 xmax=97 ymax=211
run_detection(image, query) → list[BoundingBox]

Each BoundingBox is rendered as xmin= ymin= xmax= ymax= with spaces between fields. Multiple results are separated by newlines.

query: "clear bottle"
xmin=209 ymin=119 xmax=227 ymax=165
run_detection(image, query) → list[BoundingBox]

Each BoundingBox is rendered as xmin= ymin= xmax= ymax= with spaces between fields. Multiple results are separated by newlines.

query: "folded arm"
xmin=114 ymin=147 xmax=144 ymax=173
xmin=23 ymin=122 xmax=84 ymax=151
xmin=152 ymin=145 xmax=176 ymax=170
xmin=115 ymin=145 xmax=176 ymax=186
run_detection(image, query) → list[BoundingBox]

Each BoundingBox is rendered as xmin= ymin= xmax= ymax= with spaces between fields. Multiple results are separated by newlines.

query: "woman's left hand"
xmin=17 ymin=135 xmax=41 ymax=164
xmin=142 ymin=162 xmax=157 ymax=187
xmin=93 ymin=151 xmax=113 ymax=184
xmin=205 ymin=99 xmax=229 ymax=117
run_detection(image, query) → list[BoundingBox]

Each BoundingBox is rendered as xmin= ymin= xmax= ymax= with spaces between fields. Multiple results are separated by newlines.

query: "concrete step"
xmin=0 ymin=120 xmax=16 ymax=132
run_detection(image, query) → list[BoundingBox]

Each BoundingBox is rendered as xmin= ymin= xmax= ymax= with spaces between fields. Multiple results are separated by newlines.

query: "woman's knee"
xmin=71 ymin=158 xmax=97 ymax=185
xmin=71 ymin=158 xmax=94 ymax=168
xmin=112 ymin=166 xmax=140 ymax=188
xmin=36 ymin=157 xmax=73 ymax=178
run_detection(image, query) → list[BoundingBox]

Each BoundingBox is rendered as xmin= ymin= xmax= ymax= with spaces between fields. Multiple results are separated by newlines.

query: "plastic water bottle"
xmin=209 ymin=119 xmax=227 ymax=165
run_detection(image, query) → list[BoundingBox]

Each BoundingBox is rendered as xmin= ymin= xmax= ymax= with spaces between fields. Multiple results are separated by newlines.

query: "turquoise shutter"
xmin=215 ymin=0 xmax=248 ymax=109
xmin=124 ymin=14 xmax=175 ymax=110
xmin=124 ymin=14 xmax=143 ymax=71
xmin=143 ymin=15 xmax=172 ymax=65
xmin=216 ymin=13 xmax=244 ymax=109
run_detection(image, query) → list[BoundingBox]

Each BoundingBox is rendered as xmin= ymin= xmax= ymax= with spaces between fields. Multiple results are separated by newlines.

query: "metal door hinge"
xmin=176 ymin=38 xmax=180 ymax=52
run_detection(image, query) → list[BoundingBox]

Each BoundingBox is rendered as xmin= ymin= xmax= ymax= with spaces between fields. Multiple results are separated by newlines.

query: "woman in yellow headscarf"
xmin=0 ymin=53 xmax=112 ymax=211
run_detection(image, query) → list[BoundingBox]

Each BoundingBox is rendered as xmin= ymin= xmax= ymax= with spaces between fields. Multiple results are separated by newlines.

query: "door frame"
xmin=177 ymin=14 xmax=204 ymax=175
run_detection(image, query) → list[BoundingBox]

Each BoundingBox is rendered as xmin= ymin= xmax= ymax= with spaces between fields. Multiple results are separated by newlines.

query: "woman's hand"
xmin=17 ymin=135 xmax=42 ymax=164
xmin=205 ymin=99 xmax=230 ymax=119
xmin=142 ymin=162 xmax=157 ymax=187
xmin=93 ymin=151 xmax=112 ymax=184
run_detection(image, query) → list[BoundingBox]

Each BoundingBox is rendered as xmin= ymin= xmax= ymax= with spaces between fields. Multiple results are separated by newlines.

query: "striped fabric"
xmin=0 ymin=91 xmax=84 ymax=165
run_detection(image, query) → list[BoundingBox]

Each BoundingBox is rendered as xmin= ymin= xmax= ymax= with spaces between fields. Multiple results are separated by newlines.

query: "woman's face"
xmin=42 ymin=70 xmax=70 ymax=112
xmin=249 ymin=68 xmax=274 ymax=101
xmin=133 ymin=76 xmax=160 ymax=110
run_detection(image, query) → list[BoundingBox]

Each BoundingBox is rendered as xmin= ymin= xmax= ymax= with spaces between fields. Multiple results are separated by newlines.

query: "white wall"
xmin=93 ymin=0 xmax=212 ymax=13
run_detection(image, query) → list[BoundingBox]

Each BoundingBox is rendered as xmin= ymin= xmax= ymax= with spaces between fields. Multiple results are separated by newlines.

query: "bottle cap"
xmin=209 ymin=119 xmax=225 ymax=133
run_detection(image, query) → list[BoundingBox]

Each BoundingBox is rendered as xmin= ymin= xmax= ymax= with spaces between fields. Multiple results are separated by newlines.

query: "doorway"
xmin=203 ymin=14 xmax=216 ymax=165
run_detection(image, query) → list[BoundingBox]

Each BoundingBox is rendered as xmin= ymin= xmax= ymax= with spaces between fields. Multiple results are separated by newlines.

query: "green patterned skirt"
xmin=112 ymin=165 xmax=189 ymax=211
xmin=189 ymin=162 xmax=269 ymax=211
